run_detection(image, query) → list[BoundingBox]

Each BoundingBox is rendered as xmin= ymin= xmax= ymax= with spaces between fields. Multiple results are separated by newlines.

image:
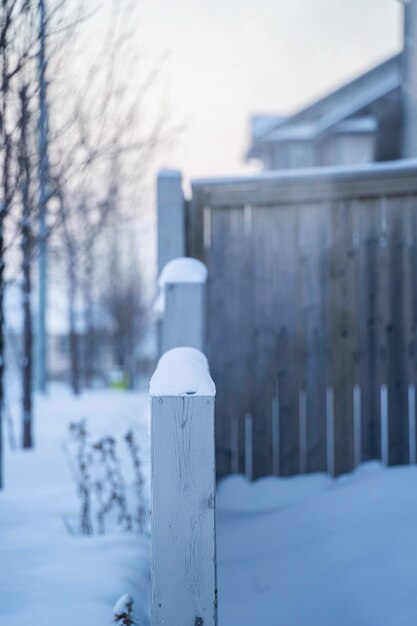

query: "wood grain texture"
xmin=183 ymin=166 xmax=417 ymax=478
xmin=268 ymin=205 xmax=300 ymax=476
xmin=298 ymin=203 xmax=328 ymax=472
xmin=386 ymin=196 xmax=409 ymax=465
xmin=151 ymin=395 xmax=217 ymax=626
xmin=356 ymin=198 xmax=380 ymax=461
xmin=205 ymin=207 xmax=247 ymax=477
xmin=327 ymin=200 xmax=357 ymax=475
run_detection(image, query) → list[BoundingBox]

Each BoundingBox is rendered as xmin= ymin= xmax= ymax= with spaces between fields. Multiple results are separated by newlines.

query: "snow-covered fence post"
xmin=150 ymin=347 xmax=217 ymax=626
xmin=159 ymin=257 xmax=208 ymax=354
xmin=157 ymin=170 xmax=185 ymax=275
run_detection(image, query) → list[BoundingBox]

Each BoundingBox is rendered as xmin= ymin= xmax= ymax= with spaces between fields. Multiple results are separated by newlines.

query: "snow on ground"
xmin=218 ymin=463 xmax=417 ymax=626
xmin=3 ymin=385 xmax=417 ymax=625
xmin=0 ymin=385 xmax=151 ymax=626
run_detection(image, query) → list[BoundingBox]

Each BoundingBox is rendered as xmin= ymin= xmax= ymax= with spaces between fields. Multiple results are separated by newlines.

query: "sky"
xmin=136 ymin=0 xmax=403 ymax=183
xmin=41 ymin=0 xmax=404 ymax=329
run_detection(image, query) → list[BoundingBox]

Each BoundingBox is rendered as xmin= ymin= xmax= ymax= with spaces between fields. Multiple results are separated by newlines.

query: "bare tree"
xmin=0 ymin=0 xmax=90 ymax=461
xmin=48 ymin=2 xmax=170 ymax=393
xmin=100 ymin=216 xmax=145 ymax=389
xmin=0 ymin=0 xmax=40 ymax=483
xmin=53 ymin=177 xmax=115 ymax=394
xmin=18 ymin=83 xmax=34 ymax=448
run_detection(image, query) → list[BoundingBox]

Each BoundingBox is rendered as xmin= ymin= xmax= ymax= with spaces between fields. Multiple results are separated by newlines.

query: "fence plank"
xmin=206 ymin=207 xmax=247 ymax=476
xmin=326 ymin=387 xmax=335 ymax=477
xmin=328 ymin=200 xmax=356 ymax=475
xmin=298 ymin=203 xmax=328 ymax=472
xmin=251 ymin=206 xmax=278 ymax=477
xmin=386 ymin=196 xmax=409 ymax=465
xmin=356 ymin=198 xmax=381 ymax=461
xmin=244 ymin=413 xmax=253 ymax=480
xmin=266 ymin=206 xmax=300 ymax=476
xmin=409 ymin=384 xmax=416 ymax=464
xmin=206 ymin=207 xmax=230 ymax=476
xmin=271 ymin=389 xmax=280 ymax=475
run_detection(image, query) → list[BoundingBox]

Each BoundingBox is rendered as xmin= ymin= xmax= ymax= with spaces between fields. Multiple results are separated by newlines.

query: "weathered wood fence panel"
xmin=327 ymin=200 xmax=358 ymax=476
xmin=298 ymin=203 xmax=328 ymax=472
xmin=356 ymin=198 xmax=381 ymax=462
xmin=183 ymin=162 xmax=417 ymax=479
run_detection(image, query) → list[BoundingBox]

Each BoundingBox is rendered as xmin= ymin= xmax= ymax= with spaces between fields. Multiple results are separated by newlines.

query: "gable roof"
xmin=250 ymin=115 xmax=287 ymax=140
xmin=247 ymin=53 xmax=402 ymax=159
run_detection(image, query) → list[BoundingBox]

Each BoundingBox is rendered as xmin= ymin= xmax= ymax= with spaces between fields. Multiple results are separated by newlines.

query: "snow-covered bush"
xmin=92 ymin=435 xmax=132 ymax=533
xmin=68 ymin=420 xmax=93 ymax=534
xmin=125 ymin=429 xmax=146 ymax=533
xmin=113 ymin=594 xmax=136 ymax=625
xmin=65 ymin=420 xmax=147 ymax=535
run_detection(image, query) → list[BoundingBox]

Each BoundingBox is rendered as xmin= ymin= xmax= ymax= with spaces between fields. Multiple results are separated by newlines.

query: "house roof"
xmin=247 ymin=53 xmax=402 ymax=159
xmin=250 ymin=115 xmax=287 ymax=140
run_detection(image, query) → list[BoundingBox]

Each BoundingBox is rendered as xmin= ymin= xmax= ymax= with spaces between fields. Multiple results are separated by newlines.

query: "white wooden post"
xmin=159 ymin=257 xmax=208 ymax=354
xmin=150 ymin=348 xmax=217 ymax=626
xmin=157 ymin=170 xmax=185 ymax=275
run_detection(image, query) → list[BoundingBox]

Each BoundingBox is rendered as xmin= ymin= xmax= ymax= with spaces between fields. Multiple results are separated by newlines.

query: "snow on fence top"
xmin=158 ymin=257 xmax=208 ymax=288
xmin=191 ymin=158 xmax=417 ymax=187
xmin=158 ymin=346 xmax=209 ymax=370
xmin=150 ymin=347 xmax=215 ymax=397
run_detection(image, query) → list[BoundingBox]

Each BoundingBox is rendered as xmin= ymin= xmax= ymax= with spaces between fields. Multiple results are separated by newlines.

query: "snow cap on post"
xmin=158 ymin=257 xmax=208 ymax=288
xmin=158 ymin=346 xmax=209 ymax=370
xmin=150 ymin=347 xmax=215 ymax=397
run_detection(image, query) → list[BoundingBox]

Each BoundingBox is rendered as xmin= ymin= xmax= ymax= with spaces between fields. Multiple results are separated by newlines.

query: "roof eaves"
xmin=313 ymin=77 xmax=401 ymax=138
xmin=254 ymin=53 xmax=402 ymax=144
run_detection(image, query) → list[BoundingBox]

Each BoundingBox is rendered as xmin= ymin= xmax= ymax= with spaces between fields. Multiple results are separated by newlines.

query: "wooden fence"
xmin=174 ymin=160 xmax=417 ymax=478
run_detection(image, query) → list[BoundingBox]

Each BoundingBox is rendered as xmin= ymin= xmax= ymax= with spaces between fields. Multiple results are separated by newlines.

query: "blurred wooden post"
xmin=160 ymin=258 xmax=208 ymax=354
xmin=244 ymin=413 xmax=253 ymax=480
xmin=326 ymin=387 xmax=335 ymax=477
xmin=271 ymin=393 xmax=280 ymax=475
xmin=409 ymin=384 xmax=416 ymax=464
xmin=150 ymin=348 xmax=217 ymax=626
xmin=157 ymin=170 xmax=185 ymax=275
xmin=353 ymin=385 xmax=362 ymax=468
xmin=381 ymin=384 xmax=389 ymax=467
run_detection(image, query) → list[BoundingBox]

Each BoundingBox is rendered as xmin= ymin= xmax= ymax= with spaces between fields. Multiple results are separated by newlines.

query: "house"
xmin=247 ymin=2 xmax=417 ymax=170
